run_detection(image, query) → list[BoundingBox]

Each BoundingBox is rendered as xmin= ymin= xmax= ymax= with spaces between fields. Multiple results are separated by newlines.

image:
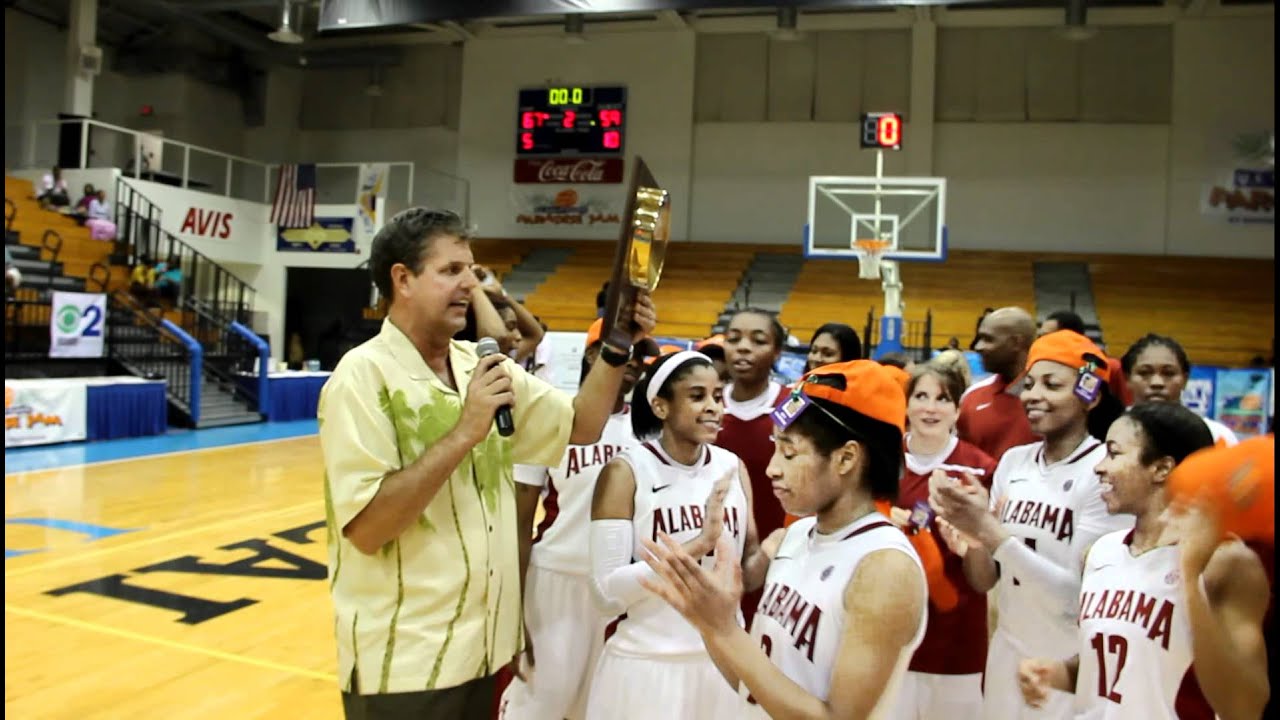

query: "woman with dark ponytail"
xmin=585 ymin=351 xmax=769 ymax=719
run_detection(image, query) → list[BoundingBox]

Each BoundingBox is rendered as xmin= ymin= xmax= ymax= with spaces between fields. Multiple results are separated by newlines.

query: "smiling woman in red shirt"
xmin=888 ymin=361 xmax=998 ymax=720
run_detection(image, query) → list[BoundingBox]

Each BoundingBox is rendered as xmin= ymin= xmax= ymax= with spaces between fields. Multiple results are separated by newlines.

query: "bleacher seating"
xmin=519 ymin=241 xmax=755 ymax=339
xmin=350 ymin=234 xmax=1276 ymax=369
xmin=899 ymin=252 xmax=1038 ymax=348
xmin=779 ymin=250 xmax=1037 ymax=347
xmin=4 ymin=176 xmax=126 ymax=287
xmin=1089 ymin=255 xmax=1275 ymax=368
xmin=5 ymin=175 xmax=169 ymax=358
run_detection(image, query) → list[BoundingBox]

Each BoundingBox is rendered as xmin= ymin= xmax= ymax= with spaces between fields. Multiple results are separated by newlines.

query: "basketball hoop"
xmin=854 ymin=239 xmax=891 ymax=280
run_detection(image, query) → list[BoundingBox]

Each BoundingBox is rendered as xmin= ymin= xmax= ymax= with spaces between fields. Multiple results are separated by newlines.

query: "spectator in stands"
xmin=155 ymin=257 xmax=182 ymax=303
xmin=957 ymin=306 xmax=1038 ymax=461
xmin=5 ymin=245 xmax=20 ymax=293
xmin=130 ymin=255 xmax=156 ymax=302
xmin=85 ymin=190 xmax=116 ymax=242
xmin=1121 ymin=333 xmax=1238 ymax=446
xmin=804 ymin=322 xmax=863 ymax=373
xmin=66 ymin=183 xmax=96 ymax=224
xmin=945 ymin=336 xmax=961 ymax=351
xmin=37 ymin=166 xmax=70 ymax=209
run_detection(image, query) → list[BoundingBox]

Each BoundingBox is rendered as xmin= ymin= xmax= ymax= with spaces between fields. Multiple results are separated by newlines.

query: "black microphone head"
xmin=476 ymin=336 xmax=501 ymax=357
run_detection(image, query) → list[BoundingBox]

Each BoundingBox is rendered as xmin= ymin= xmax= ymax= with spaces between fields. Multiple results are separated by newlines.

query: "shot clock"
xmin=516 ymin=86 xmax=627 ymax=156
xmin=860 ymin=112 xmax=903 ymax=151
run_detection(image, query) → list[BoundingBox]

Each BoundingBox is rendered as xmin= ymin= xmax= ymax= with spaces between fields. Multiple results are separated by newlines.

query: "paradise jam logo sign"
xmin=514 ymin=188 xmax=621 ymax=226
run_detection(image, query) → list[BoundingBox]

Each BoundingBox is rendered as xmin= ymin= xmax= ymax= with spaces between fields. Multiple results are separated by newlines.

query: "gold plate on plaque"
xmin=627 ymin=186 xmax=671 ymax=291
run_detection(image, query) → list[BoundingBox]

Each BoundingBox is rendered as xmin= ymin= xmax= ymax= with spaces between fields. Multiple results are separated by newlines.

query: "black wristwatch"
xmin=599 ymin=344 xmax=631 ymax=367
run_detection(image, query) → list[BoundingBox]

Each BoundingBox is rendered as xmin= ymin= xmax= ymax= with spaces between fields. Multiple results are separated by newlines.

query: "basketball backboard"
xmin=804 ymin=175 xmax=947 ymax=264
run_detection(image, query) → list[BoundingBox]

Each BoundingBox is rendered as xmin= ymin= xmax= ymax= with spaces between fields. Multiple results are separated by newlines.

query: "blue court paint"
xmin=3 ymin=419 xmax=319 ymax=474
xmin=4 ymin=518 xmax=140 ymax=559
xmin=5 ymin=518 xmax=139 ymax=538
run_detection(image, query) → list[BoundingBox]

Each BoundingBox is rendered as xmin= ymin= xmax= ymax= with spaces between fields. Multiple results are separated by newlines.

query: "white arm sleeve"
xmin=992 ymin=538 xmax=1082 ymax=616
xmin=590 ymin=519 xmax=657 ymax=615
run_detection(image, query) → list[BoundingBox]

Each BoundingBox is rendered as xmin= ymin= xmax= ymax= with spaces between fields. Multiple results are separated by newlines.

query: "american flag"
xmin=271 ymin=163 xmax=316 ymax=228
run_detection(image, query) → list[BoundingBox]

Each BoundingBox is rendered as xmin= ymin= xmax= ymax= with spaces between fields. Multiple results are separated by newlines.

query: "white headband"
xmin=645 ymin=350 xmax=713 ymax=407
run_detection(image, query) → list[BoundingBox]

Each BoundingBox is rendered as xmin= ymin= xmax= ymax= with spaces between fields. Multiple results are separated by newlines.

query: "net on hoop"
xmin=854 ymin=239 xmax=891 ymax=280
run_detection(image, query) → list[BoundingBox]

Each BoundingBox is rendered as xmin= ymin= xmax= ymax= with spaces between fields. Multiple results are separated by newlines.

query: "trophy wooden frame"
xmin=600 ymin=157 xmax=670 ymax=351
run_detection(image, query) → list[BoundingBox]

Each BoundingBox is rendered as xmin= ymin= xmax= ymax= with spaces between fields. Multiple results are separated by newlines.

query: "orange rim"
xmin=854 ymin=239 xmax=891 ymax=253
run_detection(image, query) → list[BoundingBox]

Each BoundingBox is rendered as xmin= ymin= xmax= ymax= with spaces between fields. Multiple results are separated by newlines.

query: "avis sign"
xmin=179 ymin=207 xmax=234 ymax=239
xmin=514 ymin=157 xmax=624 ymax=184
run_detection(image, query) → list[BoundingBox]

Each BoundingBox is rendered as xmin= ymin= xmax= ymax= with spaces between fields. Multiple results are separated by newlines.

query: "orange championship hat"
xmin=783 ymin=359 xmax=908 ymax=433
xmin=774 ymin=361 xmax=955 ymax=609
xmin=587 ymin=317 xmax=661 ymax=361
xmin=585 ymin=318 xmax=605 ymax=348
xmin=880 ymin=364 xmax=911 ymax=394
xmin=1025 ymin=330 xmax=1111 ymax=403
xmin=1167 ymin=435 xmax=1274 ymax=542
xmin=694 ymin=334 xmax=725 ymax=351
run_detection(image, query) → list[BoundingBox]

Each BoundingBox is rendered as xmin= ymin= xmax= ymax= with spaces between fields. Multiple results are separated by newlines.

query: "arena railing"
xmin=9 ymin=118 xmax=466 ymax=217
xmin=106 ymin=289 xmax=202 ymax=424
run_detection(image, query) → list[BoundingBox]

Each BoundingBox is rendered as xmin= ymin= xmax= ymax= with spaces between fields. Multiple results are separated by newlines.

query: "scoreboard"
xmin=516 ymin=86 xmax=627 ymax=156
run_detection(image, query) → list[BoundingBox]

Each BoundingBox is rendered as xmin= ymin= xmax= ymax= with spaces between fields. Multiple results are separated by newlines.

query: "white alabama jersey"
xmin=743 ymin=513 xmax=927 ymax=720
xmin=1075 ymin=530 xmax=1212 ymax=719
xmin=516 ymin=408 xmax=637 ymax=575
xmin=989 ymin=438 xmax=1132 ymax=659
xmin=607 ymin=440 xmax=747 ymax=658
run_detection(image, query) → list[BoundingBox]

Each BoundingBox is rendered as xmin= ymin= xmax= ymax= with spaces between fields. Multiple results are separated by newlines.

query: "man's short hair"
xmin=369 ymin=208 xmax=471 ymax=303
xmin=1044 ymin=310 xmax=1086 ymax=335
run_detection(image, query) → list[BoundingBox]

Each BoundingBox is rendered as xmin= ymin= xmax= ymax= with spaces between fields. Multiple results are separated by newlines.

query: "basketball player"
xmin=1121 ymin=333 xmax=1239 ymax=446
xmin=640 ymin=360 xmax=928 ymax=719
xmin=888 ymin=362 xmax=998 ymax=720
xmin=716 ymin=308 xmax=789 ymax=619
xmin=1018 ymin=403 xmax=1270 ymax=719
xmin=497 ymin=320 xmax=656 ymax=720
xmin=585 ymin=351 xmax=766 ymax=719
xmin=929 ymin=330 xmax=1131 ymax=719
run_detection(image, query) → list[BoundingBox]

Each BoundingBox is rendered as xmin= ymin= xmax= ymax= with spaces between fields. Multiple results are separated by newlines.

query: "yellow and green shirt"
xmin=319 ymin=318 xmax=573 ymax=694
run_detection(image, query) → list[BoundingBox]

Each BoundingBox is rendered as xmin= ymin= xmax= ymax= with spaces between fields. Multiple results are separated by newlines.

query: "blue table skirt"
xmin=236 ymin=375 xmax=328 ymax=422
xmin=86 ymin=382 xmax=168 ymax=440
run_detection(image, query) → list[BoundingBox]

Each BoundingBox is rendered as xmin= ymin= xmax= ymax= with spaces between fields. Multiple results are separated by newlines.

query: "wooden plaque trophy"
xmin=599 ymin=157 xmax=671 ymax=351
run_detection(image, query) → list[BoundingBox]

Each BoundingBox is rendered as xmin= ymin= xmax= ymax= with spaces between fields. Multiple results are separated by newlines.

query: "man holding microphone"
xmin=319 ymin=208 xmax=655 ymax=719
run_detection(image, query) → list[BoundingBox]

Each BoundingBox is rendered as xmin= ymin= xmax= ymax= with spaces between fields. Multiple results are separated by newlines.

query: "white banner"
xmin=357 ymin=163 xmax=390 ymax=235
xmin=511 ymin=186 xmax=622 ymax=228
xmin=50 ymin=291 xmax=107 ymax=358
xmin=4 ymin=381 xmax=88 ymax=447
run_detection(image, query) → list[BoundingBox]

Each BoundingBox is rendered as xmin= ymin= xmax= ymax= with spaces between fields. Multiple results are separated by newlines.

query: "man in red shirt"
xmin=957 ymin=306 xmax=1038 ymax=461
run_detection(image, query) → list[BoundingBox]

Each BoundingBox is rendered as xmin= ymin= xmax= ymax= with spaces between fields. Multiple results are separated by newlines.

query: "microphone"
xmin=476 ymin=337 xmax=515 ymax=437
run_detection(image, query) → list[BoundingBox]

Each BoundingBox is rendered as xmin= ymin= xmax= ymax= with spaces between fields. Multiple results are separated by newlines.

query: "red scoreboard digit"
xmin=860 ymin=112 xmax=903 ymax=150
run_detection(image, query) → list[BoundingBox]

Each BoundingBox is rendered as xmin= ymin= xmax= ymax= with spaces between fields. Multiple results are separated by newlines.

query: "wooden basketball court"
xmin=5 ymin=436 xmax=342 ymax=719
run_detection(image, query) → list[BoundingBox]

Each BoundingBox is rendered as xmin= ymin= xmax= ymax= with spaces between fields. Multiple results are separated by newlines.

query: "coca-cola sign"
xmin=514 ymin=157 xmax=624 ymax=184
